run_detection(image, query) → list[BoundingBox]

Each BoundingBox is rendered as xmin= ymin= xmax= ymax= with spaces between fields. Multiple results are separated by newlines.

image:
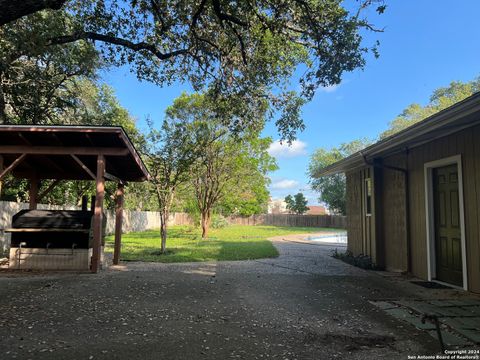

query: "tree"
xmin=380 ymin=77 xmax=480 ymax=138
xmin=1 ymin=0 xmax=385 ymax=140
xmin=146 ymin=115 xmax=203 ymax=253
xmin=285 ymin=193 xmax=309 ymax=214
xmin=189 ymin=120 xmax=276 ymax=238
xmin=308 ymin=139 xmax=371 ymax=215
xmin=217 ymin=173 xmax=271 ymax=217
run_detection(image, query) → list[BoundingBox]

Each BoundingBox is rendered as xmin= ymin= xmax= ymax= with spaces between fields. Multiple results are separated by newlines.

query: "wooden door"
xmin=433 ymin=165 xmax=463 ymax=286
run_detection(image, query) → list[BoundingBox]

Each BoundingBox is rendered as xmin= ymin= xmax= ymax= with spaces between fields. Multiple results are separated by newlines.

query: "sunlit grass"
xmin=105 ymin=225 xmax=340 ymax=263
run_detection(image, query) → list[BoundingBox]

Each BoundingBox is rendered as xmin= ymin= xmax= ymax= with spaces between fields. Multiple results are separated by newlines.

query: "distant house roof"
xmin=316 ymin=92 xmax=480 ymax=177
xmin=0 ymin=125 xmax=149 ymax=182
xmin=306 ymin=205 xmax=326 ymax=215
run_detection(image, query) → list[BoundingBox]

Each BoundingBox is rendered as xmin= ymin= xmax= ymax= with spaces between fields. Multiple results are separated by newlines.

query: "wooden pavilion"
xmin=0 ymin=125 xmax=149 ymax=272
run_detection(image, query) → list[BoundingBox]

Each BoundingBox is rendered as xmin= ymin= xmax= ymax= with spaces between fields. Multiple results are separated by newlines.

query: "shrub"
xmin=211 ymin=214 xmax=229 ymax=229
xmin=331 ymin=249 xmax=381 ymax=270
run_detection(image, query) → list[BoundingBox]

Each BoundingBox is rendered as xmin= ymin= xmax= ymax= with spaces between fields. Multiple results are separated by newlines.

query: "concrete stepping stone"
xmin=384 ymin=307 xmax=416 ymax=319
xmin=448 ymin=299 xmax=480 ymax=307
xmin=440 ymin=317 xmax=479 ymax=330
xmin=401 ymin=316 xmax=437 ymax=330
xmin=428 ymin=300 xmax=459 ymax=307
xmin=454 ymin=328 xmax=480 ymax=344
xmin=394 ymin=301 xmax=443 ymax=316
xmin=466 ymin=306 xmax=480 ymax=316
xmin=369 ymin=301 xmax=397 ymax=310
xmin=435 ymin=306 xmax=476 ymax=317
xmin=428 ymin=330 xmax=472 ymax=346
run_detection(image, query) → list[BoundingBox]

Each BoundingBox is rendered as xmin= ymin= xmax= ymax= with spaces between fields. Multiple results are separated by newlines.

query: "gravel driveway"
xmin=0 ymin=236 xmax=448 ymax=359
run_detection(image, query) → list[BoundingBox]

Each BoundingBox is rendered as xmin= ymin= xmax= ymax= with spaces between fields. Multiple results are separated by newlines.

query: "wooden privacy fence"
xmin=228 ymin=214 xmax=347 ymax=229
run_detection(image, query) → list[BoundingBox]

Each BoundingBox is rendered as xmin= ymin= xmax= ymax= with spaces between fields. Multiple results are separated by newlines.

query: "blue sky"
xmin=102 ymin=0 xmax=480 ymax=207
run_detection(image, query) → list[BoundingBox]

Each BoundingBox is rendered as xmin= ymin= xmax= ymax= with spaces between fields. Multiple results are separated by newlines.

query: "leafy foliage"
xmin=145 ymin=98 xmax=207 ymax=252
xmin=331 ymin=249 xmax=381 ymax=270
xmin=284 ymin=192 xmax=309 ymax=214
xmin=308 ymin=138 xmax=372 ymax=215
xmin=191 ymin=120 xmax=277 ymax=238
xmin=160 ymin=93 xmax=277 ymax=238
xmin=211 ymin=214 xmax=229 ymax=229
xmin=0 ymin=10 xmax=99 ymax=123
xmin=1 ymin=0 xmax=385 ymax=140
xmin=380 ymin=77 xmax=480 ymax=138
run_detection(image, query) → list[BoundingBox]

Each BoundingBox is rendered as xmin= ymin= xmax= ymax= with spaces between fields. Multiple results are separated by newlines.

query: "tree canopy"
xmin=308 ymin=138 xmax=371 ymax=215
xmin=380 ymin=77 xmax=480 ymax=138
xmin=285 ymin=193 xmax=309 ymax=215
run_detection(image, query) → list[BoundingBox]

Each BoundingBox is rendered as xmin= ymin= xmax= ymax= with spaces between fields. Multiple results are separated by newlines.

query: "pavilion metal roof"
xmin=0 ymin=125 xmax=149 ymax=182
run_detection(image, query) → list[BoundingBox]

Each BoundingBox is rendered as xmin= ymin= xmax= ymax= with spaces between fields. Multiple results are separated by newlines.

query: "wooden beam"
xmin=117 ymin=131 xmax=150 ymax=180
xmin=37 ymin=179 xmax=61 ymax=203
xmin=17 ymin=133 xmax=31 ymax=145
xmin=0 ymin=154 xmax=27 ymax=180
xmin=113 ymin=182 xmax=125 ymax=265
xmin=40 ymin=156 xmax=68 ymax=176
xmin=29 ymin=177 xmax=39 ymax=210
xmin=0 ymin=126 xmax=123 ymax=134
xmin=5 ymin=228 xmax=89 ymax=233
xmin=105 ymin=171 xmax=125 ymax=183
xmin=84 ymin=133 xmax=95 ymax=146
xmin=91 ymin=155 xmax=105 ymax=273
xmin=50 ymin=133 xmax=64 ymax=145
xmin=0 ymin=155 xmax=3 ymax=196
xmin=71 ymin=154 xmax=96 ymax=180
xmin=0 ymin=146 xmax=129 ymax=156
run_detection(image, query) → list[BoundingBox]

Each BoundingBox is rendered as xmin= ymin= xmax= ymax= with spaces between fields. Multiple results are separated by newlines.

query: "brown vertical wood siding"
xmin=345 ymin=124 xmax=480 ymax=293
xmin=382 ymin=154 xmax=408 ymax=272
xmin=346 ymin=167 xmax=377 ymax=260
xmin=346 ymin=171 xmax=363 ymax=255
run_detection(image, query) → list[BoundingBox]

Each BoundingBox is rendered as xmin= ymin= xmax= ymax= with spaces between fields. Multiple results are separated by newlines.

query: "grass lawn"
xmin=105 ymin=225 xmax=341 ymax=263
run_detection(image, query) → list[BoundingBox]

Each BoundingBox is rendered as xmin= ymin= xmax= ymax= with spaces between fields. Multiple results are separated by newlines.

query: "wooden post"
xmin=81 ymin=195 xmax=88 ymax=211
xmin=90 ymin=196 xmax=95 ymax=213
xmin=91 ymin=155 xmax=105 ymax=273
xmin=0 ymin=155 xmax=3 ymax=197
xmin=29 ymin=177 xmax=39 ymax=210
xmin=113 ymin=182 xmax=124 ymax=265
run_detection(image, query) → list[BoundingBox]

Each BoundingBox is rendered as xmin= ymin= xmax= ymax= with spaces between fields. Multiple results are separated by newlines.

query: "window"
xmin=365 ymin=178 xmax=372 ymax=216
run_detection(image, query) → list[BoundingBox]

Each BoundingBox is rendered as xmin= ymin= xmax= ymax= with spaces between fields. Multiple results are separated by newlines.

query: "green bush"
xmin=331 ymin=249 xmax=381 ymax=270
xmin=211 ymin=214 xmax=229 ymax=229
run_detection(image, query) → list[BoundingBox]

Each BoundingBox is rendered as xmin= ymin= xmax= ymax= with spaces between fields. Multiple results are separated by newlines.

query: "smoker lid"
xmin=12 ymin=210 xmax=94 ymax=229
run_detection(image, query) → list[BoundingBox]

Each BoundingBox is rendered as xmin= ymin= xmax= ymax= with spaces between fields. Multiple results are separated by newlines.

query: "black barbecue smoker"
xmin=6 ymin=197 xmax=107 ymax=270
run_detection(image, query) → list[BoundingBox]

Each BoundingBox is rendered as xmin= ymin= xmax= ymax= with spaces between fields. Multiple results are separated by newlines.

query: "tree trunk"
xmin=201 ymin=210 xmax=211 ymax=239
xmin=0 ymin=71 xmax=6 ymax=124
xmin=160 ymin=209 xmax=168 ymax=253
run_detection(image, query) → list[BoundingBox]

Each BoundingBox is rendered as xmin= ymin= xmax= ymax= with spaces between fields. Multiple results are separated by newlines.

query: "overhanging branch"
xmin=47 ymin=32 xmax=189 ymax=60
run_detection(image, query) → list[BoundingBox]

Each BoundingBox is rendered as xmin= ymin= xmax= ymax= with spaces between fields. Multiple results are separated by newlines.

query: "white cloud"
xmin=319 ymin=84 xmax=340 ymax=93
xmin=271 ymin=179 xmax=299 ymax=190
xmin=268 ymin=140 xmax=307 ymax=158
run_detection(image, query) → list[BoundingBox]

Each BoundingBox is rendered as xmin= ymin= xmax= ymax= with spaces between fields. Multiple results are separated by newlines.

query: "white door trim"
xmin=424 ymin=155 xmax=468 ymax=290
